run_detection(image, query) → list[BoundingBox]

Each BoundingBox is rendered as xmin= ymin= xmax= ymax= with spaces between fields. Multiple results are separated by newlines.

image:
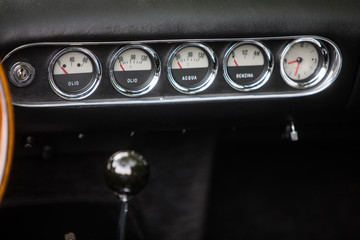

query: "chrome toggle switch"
xmin=284 ymin=121 xmax=299 ymax=141
xmin=289 ymin=122 xmax=299 ymax=141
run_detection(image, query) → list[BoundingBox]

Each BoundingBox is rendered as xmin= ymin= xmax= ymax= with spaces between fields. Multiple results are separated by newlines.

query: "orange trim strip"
xmin=0 ymin=60 xmax=14 ymax=204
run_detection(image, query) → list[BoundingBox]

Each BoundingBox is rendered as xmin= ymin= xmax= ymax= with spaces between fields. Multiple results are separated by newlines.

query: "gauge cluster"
xmin=3 ymin=36 xmax=342 ymax=107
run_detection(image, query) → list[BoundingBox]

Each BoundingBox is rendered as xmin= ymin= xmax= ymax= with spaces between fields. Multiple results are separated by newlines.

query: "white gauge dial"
xmin=109 ymin=45 xmax=160 ymax=96
xmin=283 ymin=42 xmax=319 ymax=81
xmin=53 ymin=51 xmax=93 ymax=75
xmin=113 ymin=48 xmax=152 ymax=72
xmin=223 ymin=41 xmax=273 ymax=92
xmin=49 ymin=47 xmax=101 ymax=100
xmin=280 ymin=38 xmax=329 ymax=89
xmin=171 ymin=46 xmax=209 ymax=69
xmin=227 ymin=44 xmax=265 ymax=67
xmin=168 ymin=43 xmax=217 ymax=94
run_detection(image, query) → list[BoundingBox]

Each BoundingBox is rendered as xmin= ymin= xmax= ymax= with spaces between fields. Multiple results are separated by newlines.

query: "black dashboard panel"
xmin=2 ymin=37 xmax=342 ymax=107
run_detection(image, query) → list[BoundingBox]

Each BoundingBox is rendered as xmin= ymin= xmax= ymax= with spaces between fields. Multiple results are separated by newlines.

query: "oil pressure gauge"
xmin=223 ymin=41 xmax=273 ymax=91
xmin=49 ymin=47 xmax=101 ymax=100
xmin=168 ymin=43 xmax=218 ymax=94
xmin=109 ymin=45 xmax=160 ymax=96
xmin=280 ymin=38 xmax=329 ymax=89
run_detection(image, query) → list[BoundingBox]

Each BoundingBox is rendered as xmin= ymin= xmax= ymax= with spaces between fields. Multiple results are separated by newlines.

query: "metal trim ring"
xmin=109 ymin=45 xmax=161 ymax=97
xmin=167 ymin=43 xmax=218 ymax=94
xmin=48 ymin=47 xmax=102 ymax=100
xmin=9 ymin=62 xmax=35 ymax=87
xmin=223 ymin=41 xmax=274 ymax=92
xmin=280 ymin=38 xmax=329 ymax=89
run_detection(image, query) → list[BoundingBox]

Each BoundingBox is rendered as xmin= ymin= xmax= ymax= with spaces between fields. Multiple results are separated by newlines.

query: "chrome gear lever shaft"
xmin=105 ymin=151 xmax=149 ymax=240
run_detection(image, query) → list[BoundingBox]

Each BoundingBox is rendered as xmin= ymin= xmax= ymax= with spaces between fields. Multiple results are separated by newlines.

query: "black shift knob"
xmin=105 ymin=151 xmax=149 ymax=200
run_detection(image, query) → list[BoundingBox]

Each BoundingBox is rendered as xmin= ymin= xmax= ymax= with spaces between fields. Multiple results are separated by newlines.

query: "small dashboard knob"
xmin=105 ymin=151 xmax=149 ymax=200
xmin=9 ymin=62 xmax=35 ymax=87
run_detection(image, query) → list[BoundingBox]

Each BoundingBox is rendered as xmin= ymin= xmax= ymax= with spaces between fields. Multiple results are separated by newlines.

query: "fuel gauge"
xmin=168 ymin=43 xmax=218 ymax=94
xmin=223 ymin=41 xmax=273 ymax=91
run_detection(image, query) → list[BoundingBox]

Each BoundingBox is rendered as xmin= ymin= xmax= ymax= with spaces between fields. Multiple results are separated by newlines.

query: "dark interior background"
xmin=1 ymin=0 xmax=360 ymax=239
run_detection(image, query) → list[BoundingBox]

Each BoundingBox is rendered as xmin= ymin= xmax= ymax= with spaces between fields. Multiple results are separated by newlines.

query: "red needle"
xmin=177 ymin=62 xmax=183 ymax=69
xmin=60 ymin=66 xmax=68 ymax=74
xmin=120 ymin=64 xmax=125 ymax=71
xmin=234 ymin=59 xmax=239 ymax=67
xmin=295 ymin=62 xmax=300 ymax=76
xmin=288 ymin=59 xmax=298 ymax=64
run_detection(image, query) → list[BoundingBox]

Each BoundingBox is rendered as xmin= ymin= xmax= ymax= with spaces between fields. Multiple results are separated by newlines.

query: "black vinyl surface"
xmin=206 ymin=141 xmax=360 ymax=240
xmin=1 ymin=130 xmax=215 ymax=240
xmin=1 ymin=127 xmax=360 ymax=239
xmin=1 ymin=0 xmax=360 ymax=51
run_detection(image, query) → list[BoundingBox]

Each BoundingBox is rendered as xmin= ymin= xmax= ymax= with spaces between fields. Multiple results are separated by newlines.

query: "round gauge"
xmin=167 ymin=43 xmax=218 ymax=94
xmin=49 ymin=47 xmax=101 ymax=100
xmin=280 ymin=38 xmax=329 ymax=89
xmin=223 ymin=41 xmax=273 ymax=91
xmin=109 ymin=45 xmax=160 ymax=96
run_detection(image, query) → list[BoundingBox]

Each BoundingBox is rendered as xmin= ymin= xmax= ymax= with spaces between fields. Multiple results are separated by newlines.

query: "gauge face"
xmin=170 ymin=46 xmax=209 ymax=88
xmin=49 ymin=48 xmax=101 ymax=100
xmin=109 ymin=45 xmax=160 ymax=96
xmin=283 ymin=42 xmax=319 ymax=81
xmin=168 ymin=43 xmax=217 ymax=94
xmin=280 ymin=38 xmax=329 ymax=89
xmin=223 ymin=42 xmax=273 ymax=91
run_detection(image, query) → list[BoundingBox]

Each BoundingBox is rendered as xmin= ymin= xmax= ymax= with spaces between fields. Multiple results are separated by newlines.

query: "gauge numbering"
xmin=223 ymin=41 xmax=273 ymax=91
xmin=280 ymin=38 xmax=329 ymax=89
xmin=49 ymin=47 xmax=102 ymax=100
xmin=168 ymin=43 xmax=218 ymax=94
xmin=109 ymin=45 xmax=161 ymax=97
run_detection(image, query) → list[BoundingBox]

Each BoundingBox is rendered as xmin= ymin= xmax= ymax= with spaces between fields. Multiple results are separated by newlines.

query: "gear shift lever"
xmin=105 ymin=151 xmax=149 ymax=240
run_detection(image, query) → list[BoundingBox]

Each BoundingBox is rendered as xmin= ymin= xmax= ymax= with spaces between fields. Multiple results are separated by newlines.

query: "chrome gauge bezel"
xmin=280 ymin=38 xmax=329 ymax=89
xmin=48 ymin=47 xmax=102 ymax=100
xmin=167 ymin=43 xmax=218 ymax=94
xmin=223 ymin=41 xmax=274 ymax=92
xmin=109 ymin=45 xmax=161 ymax=97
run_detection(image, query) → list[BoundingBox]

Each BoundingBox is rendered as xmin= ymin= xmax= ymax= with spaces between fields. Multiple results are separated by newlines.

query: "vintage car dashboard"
xmin=2 ymin=1 xmax=360 ymax=239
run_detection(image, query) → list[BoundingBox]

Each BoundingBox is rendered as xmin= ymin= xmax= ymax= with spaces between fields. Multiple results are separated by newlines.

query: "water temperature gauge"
xmin=109 ymin=45 xmax=160 ymax=96
xmin=223 ymin=41 xmax=273 ymax=91
xmin=168 ymin=43 xmax=218 ymax=94
xmin=280 ymin=38 xmax=329 ymax=89
xmin=49 ymin=47 xmax=101 ymax=100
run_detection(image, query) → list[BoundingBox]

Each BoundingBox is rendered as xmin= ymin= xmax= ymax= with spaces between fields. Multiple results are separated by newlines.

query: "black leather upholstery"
xmin=1 ymin=0 xmax=360 ymax=52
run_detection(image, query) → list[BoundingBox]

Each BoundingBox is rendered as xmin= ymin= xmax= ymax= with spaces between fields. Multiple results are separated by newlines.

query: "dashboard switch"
xmin=283 ymin=121 xmax=299 ymax=142
xmin=290 ymin=126 xmax=299 ymax=141
xmin=9 ymin=62 xmax=35 ymax=87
